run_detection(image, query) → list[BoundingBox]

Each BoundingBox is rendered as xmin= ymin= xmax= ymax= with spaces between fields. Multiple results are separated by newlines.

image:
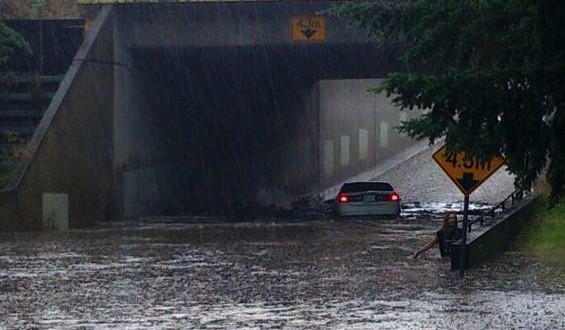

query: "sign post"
xmin=432 ymin=145 xmax=505 ymax=276
xmin=460 ymin=195 xmax=469 ymax=277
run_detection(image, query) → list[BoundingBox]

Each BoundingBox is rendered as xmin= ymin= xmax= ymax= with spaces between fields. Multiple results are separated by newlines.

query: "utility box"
xmin=42 ymin=193 xmax=69 ymax=230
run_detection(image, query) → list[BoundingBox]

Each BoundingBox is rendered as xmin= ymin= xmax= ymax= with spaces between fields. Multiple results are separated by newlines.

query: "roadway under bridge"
xmin=1 ymin=1 xmax=424 ymax=230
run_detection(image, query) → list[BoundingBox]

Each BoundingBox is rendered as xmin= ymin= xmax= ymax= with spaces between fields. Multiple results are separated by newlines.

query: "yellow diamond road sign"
xmin=432 ymin=145 xmax=506 ymax=196
xmin=291 ymin=16 xmax=327 ymax=41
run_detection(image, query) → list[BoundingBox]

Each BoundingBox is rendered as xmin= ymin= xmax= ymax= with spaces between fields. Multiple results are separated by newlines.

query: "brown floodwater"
xmin=0 ymin=215 xmax=563 ymax=329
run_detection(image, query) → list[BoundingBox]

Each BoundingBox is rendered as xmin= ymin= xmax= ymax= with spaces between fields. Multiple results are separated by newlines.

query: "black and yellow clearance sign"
xmin=290 ymin=16 xmax=327 ymax=41
xmin=433 ymin=145 xmax=505 ymax=196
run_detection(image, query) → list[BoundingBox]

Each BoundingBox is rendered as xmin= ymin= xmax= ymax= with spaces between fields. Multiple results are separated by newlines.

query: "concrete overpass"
xmin=0 ymin=1 xmax=423 ymax=230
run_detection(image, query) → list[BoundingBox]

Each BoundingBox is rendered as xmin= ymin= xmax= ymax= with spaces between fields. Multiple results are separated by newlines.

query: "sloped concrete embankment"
xmin=0 ymin=6 xmax=116 ymax=231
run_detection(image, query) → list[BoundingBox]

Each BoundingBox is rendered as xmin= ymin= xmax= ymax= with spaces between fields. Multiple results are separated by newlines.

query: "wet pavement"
xmin=0 ymin=214 xmax=563 ymax=329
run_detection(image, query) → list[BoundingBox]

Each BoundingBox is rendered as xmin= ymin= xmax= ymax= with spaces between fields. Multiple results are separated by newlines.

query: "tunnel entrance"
xmin=117 ymin=44 xmax=399 ymax=216
xmin=0 ymin=2 xmax=424 ymax=228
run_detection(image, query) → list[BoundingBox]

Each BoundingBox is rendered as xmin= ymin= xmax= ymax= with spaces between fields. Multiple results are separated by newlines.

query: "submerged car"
xmin=335 ymin=181 xmax=401 ymax=218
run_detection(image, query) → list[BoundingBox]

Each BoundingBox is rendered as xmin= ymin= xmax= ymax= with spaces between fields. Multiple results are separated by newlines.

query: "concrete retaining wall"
xmin=0 ymin=7 xmax=117 ymax=230
xmin=451 ymin=195 xmax=536 ymax=270
xmin=118 ymin=1 xmax=367 ymax=48
xmin=318 ymin=79 xmax=419 ymax=189
xmin=0 ymin=189 xmax=17 ymax=231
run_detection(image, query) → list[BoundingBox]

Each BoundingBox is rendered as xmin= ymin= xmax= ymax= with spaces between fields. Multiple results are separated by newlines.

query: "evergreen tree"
xmin=332 ymin=0 xmax=565 ymax=204
xmin=0 ymin=22 xmax=29 ymax=68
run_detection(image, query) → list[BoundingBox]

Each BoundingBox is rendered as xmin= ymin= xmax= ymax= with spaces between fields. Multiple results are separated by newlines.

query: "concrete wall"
xmin=277 ymin=83 xmax=320 ymax=201
xmin=113 ymin=11 xmax=173 ymax=218
xmin=0 ymin=7 xmax=116 ymax=230
xmin=0 ymin=189 xmax=17 ymax=231
xmin=319 ymin=79 xmax=418 ymax=189
xmin=451 ymin=196 xmax=536 ymax=270
xmin=118 ymin=1 xmax=368 ymax=48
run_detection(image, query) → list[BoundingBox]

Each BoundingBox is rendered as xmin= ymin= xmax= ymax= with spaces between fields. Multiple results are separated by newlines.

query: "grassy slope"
xmin=519 ymin=197 xmax=565 ymax=263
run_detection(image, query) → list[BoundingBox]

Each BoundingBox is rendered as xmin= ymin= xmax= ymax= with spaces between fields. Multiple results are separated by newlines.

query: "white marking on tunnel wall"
xmin=42 ymin=193 xmax=69 ymax=231
xmin=359 ymin=128 xmax=368 ymax=160
xmin=341 ymin=135 xmax=350 ymax=166
xmin=379 ymin=122 xmax=389 ymax=148
xmin=323 ymin=140 xmax=334 ymax=175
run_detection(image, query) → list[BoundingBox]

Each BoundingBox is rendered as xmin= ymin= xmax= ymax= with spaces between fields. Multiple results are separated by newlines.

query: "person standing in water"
xmin=413 ymin=212 xmax=462 ymax=259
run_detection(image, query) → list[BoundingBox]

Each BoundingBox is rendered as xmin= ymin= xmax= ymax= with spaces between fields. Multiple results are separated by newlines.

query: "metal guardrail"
xmin=468 ymin=189 xmax=529 ymax=232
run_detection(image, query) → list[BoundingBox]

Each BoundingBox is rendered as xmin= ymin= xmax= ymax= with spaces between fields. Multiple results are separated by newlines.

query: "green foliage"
xmin=0 ymin=22 xmax=30 ymax=65
xmin=520 ymin=197 xmax=565 ymax=263
xmin=332 ymin=0 xmax=565 ymax=204
xmin=0 ymin=23 xmax=30 ymax=187
xmin=0 ymin=133 xmax=27 ymax=188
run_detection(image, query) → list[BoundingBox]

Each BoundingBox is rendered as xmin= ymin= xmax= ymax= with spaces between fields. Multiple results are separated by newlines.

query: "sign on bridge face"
xmin=432 ymin=145 xmax=506 ymax=196
xmin=290 ymin=16 xmax=327 ymax=41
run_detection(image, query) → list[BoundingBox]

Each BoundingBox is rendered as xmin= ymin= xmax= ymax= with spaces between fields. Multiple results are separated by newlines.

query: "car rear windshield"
xmin=339 ymin=182 xmax=394 ymax=193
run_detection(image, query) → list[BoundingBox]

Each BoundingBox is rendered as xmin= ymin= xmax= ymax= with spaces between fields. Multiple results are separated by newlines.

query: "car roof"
xmin=339 ymin=181 xmax=394 ymax=193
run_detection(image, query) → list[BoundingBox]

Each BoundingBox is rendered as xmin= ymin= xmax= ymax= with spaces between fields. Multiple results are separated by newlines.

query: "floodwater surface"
xmin=0 ymin=215 xmax=563 ymax=329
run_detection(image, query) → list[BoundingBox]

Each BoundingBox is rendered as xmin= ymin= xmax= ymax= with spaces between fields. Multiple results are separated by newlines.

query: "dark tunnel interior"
xmin=128 ymin=44 xmax=399 ymax=214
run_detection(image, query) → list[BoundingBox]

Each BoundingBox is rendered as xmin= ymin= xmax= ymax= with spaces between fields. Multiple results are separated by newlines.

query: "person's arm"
xmin=413 ymin=235 xmax=439 ymax=259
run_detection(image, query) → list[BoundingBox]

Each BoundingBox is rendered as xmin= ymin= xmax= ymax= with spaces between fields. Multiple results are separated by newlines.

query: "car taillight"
xmin=338 ymin=194 xmax=349 ymax=203
xmin=389 ymin=192 xmax=400 ymax=201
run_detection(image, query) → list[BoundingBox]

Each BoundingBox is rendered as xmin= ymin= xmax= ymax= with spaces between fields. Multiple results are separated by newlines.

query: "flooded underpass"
xmin=0 ymin=213 xmax=563 ymax=329
xmin=1 ymin=146 xmax=563 ymax=329
xmin=2 ymin=2 xmax=563 ymax=328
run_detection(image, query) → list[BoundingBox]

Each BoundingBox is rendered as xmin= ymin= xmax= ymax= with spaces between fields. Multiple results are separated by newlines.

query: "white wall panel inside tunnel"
xmin=340 ymin=135 xmax=350 ymax=167
xmin=359 ymin=128 xmax=368 ymax=160
xmin=323 ymin=139 xmax=334 ymax=176
xmin=379 ymin=122 xmax=389 ymax=148
xmin=319 ymin=79 xmax=419 ymax=189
